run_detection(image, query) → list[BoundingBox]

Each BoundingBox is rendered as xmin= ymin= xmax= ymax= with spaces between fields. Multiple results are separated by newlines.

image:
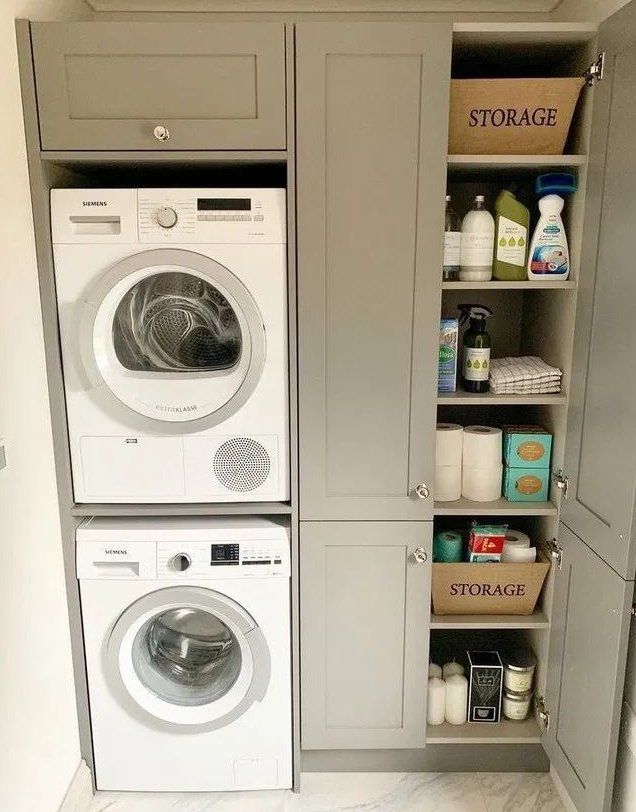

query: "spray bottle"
xmin=458 ymin=304 xmax=493 ymax=394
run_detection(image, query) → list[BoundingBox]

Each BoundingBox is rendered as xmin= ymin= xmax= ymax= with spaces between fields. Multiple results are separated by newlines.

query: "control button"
xmin=155 ymin=206 xmax=178 ymax=229
xmin=254 ymin=214 xmax=265 ymax=222
xmin=169 ymin=553 xmax=191 ymax=572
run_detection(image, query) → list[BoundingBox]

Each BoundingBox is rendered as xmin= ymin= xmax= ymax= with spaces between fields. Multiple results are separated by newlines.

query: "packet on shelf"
xmin=468 ymin=522 xmax=507 ymax=563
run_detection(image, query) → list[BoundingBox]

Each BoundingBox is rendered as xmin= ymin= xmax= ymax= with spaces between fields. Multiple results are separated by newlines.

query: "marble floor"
xmin=89 ymin=771 xmax=566 ymax=812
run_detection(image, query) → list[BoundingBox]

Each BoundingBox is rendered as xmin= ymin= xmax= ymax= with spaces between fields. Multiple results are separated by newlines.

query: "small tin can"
xmin=503 ymin=688 xmax=533 ymax=721
xmin=502 ymin=649 xmax=537 ymax=693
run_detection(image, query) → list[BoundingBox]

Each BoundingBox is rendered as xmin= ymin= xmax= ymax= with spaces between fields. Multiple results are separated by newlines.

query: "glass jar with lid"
xmin=502 ymin=648 xmax=537 ymax=693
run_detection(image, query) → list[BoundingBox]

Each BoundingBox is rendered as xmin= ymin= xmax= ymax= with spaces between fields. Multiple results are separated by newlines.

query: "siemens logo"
xmin=82 ymin=201 xmax=108 ymax=207
xmin=104 ymin=549 xmax=128 ymax=555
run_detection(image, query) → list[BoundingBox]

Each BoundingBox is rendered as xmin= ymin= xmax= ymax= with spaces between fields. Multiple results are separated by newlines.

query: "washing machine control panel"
xmin=156 ymin=539 xmax=289 ymax=578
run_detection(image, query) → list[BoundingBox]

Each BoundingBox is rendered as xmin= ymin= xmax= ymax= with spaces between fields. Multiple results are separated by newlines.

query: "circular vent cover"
xmin=213 ymin=438 xmax=271 ymax=492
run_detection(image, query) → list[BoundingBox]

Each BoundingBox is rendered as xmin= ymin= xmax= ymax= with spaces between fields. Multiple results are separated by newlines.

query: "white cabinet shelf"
xmin=430 ymin=611 xmax=549 ymax=630
xmin=434 ymin=498 xmax=557 ymax=516
xmin=426 ymin=718 xmax=541 ymax=745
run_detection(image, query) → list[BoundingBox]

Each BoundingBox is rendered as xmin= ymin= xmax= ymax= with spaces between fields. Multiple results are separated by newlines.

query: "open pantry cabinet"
xmin=431 ymin=13 xmax=636 ymax=812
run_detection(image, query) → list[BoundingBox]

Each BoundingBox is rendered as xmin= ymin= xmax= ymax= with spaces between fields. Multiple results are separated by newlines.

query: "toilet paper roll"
xmin=463 ymin=426 xmax=503 ymax=468
xmin=504 ymin=529 xmax=531 ymax=549
xmin=434 ymin=531 xmax=463 ymax=562
xmin=435 ymin=465 xmax=462 ymax=502
xmin=462 ymin=465 xmax=503 ymax=502
xmin=502 ymin=545 xmax=537 ymax=564
xmin=436 ymin=423 xmax=464 ymax=467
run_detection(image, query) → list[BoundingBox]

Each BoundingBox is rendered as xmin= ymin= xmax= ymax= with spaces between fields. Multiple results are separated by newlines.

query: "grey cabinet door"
xmin=31 ymin=22 xmax=286 ymax=151
xmin=300 ymin=521 xmax=432 ymax=749
xmin=560 ymin=8 xmax=636 ymax=580
xmin=296 ymin=23 xmax=451 ymax=521
xmin=543 ymin=523 xmax=633 ymax=812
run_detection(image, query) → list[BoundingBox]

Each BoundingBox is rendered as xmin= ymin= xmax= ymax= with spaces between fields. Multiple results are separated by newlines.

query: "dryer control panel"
xmin=138 ymin=187 xmax=286 ymax=245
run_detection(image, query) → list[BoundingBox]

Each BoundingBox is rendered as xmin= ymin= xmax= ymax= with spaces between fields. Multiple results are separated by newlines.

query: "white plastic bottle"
xmin=460 ymin=195 xmax=495 ymax=281
xmin=527 ymin=194 xmax=570 ymax=280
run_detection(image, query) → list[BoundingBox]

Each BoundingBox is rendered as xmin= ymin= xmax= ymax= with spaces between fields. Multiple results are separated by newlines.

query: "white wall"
xmin=0 ymin=2 xmax=92 ymax=811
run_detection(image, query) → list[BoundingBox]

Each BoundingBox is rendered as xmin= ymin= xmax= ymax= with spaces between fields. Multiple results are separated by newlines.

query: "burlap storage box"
xmin=448 ymin=78 xmax=585 ymax=155
xmin=432 ymin=552 xmax=550 ymax=615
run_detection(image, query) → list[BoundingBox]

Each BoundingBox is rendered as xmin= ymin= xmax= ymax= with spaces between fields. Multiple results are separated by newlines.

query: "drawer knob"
xmin=415 ymin=483 xmax=430 ymax=499
xmin=153 ymin=125 xmax=171 ymax=142
xmin=412 ymin=546 xmax=428 ymax=564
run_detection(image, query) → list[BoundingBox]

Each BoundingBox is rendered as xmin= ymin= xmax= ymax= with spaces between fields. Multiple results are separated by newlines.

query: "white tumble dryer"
xmin=77 ymin=516 xmax=292 ymax=792
xmin=51 ymin=188 xmax=288 ymax=503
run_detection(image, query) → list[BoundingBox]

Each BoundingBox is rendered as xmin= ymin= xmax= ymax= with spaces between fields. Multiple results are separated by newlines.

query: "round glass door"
xmin=86 ymin=249 xmax=266 ymax=426
xmin=107 ymin=587 xmax=271 ymax=729
xmin=132 ymin=606 xmax=242 ymax=707
xmin=113 ymin=272 xmax=242 ymax=374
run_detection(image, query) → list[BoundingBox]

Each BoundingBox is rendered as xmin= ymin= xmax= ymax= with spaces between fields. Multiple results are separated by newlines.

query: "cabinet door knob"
xmin=412 ymin=546 xmax=428 ymax=564
xmin=414 ymin=483 xmax=430 ymax=499
xmin=153 ymin=125 xmax=170 ymax=142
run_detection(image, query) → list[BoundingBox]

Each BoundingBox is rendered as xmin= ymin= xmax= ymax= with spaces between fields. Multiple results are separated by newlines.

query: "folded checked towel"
xmin=490 ymin=356 xmax=562 ymax=394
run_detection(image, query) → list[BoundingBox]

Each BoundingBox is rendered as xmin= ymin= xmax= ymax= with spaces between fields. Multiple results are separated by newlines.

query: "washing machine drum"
xmin=87 ymin=249 xmax=266 ymax=425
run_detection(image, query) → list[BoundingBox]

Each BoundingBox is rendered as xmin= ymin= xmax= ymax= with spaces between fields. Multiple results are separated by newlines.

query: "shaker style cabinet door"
xmin=296 ymin=23 xmax=451 ymax=521
xmin=542 ymin=524 xmax=633 ymax=812
xmin=30 ymin=22 xmax=286 ymax=151
xmin=560 ymin=7 xmax=636 ymax=580
xmin=300 ymin=521 xmax=432 ymax=750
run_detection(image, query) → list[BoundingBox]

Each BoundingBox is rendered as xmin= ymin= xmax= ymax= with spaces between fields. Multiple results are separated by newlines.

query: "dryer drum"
xmin=113 ymin=271 xmax=242 ymax=373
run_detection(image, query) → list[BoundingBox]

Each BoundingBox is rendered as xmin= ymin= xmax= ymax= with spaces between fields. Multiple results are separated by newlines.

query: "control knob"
xmin=169 ymin=553 xmax=191 ymax=572
xmin=155 ymin=206 xmax=178 ymax=229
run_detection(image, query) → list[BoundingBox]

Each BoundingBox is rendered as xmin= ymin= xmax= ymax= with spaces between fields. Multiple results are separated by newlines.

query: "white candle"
xmin=427 ymin=677 xmax=446 ymax=725
xmin=445 ymin=674 xmax=469 ymax=725
xmin=429 ymin=662 xmax=443 ymax=679
xmin=443 ymin=660 xmax=465 ymax=679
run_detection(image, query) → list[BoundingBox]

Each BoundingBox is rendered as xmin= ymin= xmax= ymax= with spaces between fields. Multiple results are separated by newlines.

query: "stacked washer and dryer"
xmin=51 ymin=188 xmax=292 ymax=792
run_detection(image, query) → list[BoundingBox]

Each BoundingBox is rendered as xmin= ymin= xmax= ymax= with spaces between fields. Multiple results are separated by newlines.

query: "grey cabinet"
xmin=542 ymin=524 xmax=633 ymax=812
xmin=31 ymin=22 xmax=286 ymax=151
xmin=296 ymin=23 xmax=451 ymax=521
xmin=300 ymin=521 xmax=432 ymax=750
xmin=561 ymin=7 xmax=636 ymax=581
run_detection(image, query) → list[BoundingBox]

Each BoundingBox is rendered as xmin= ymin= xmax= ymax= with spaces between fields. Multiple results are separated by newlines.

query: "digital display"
xmin=210 ymin=544 xmax=239 ymax=565
xmin=198 ymin=198 xmax=251 ymax=211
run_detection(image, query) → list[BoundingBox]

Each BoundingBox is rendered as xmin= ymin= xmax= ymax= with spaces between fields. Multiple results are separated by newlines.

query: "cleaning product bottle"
xmin=527 ymin=194 xmax=570 ymax=280
xmin=459 ymin=304 xmax=493 ymax=393
xmin=460 ymin=195 xmax=494 ymax=282
xmin=443 ymin=195 xmax=462 ymax=281
xmin=493 ymin=189 xmax=529 ymax=281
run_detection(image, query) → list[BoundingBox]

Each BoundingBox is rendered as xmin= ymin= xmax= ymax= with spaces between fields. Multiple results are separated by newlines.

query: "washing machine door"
xmin=106 ymin=586 xmax=271 ymax=730
xmin=85 ymin=248 xmax=265 ymax=427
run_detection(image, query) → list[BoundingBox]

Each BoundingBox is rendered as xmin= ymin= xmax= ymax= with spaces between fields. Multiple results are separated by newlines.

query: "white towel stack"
xmin=489 ymin=356 xmax=562 ymax=395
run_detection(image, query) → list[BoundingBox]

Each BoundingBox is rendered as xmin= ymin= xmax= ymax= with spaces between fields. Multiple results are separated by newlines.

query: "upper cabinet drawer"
xmin=31 ymin=22 xmax=287 ymax=151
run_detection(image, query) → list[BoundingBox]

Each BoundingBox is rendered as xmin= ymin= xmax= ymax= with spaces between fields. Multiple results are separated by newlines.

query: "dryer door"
xmin=85 ymin=248 xmax=265 ymax=427
xmin=106 ymin=586 xmax=271 ymax=730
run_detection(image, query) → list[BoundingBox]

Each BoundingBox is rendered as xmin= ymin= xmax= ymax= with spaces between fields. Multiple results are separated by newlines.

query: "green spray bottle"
xmin=459 ymin=304 xmax=493 ymax=393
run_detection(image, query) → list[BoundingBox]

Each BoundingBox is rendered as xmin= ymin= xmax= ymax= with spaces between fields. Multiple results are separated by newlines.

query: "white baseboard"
xmin=550 ymin=766 xmax=578 ymax=812
xmin=59 ymin=760 xmax=93 ymax=812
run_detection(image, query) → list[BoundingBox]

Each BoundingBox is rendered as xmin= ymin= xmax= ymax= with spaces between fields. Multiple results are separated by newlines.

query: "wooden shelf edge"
xmin=70 ymin=502 xmax=293 ymax=517
xmin=433 ymin=498 xmax=557 ymax=516
xmin=41 ymin=149 xmax=288 ymax=164
xmin=430 ymin=611 xmax=549 ymax=630
xmin=442 ymin=280 xmax=577 ymax=290
xmin=437 ymin=390 xmax=567 ymax=406
xmin=426 ymin=718 xmax=541 ymax=745
xmin=447 ymin=154 xmax=587 ymax=167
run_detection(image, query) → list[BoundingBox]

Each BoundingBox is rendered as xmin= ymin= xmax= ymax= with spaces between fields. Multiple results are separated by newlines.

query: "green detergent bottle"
xmin=493 ymin=189 xmax=530 ymax=281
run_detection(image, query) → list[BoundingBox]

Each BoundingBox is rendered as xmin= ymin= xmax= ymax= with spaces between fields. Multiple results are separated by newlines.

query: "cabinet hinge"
xmin=631 ymin=605 xmax=636 ymax=617
xmin=535 ymin=695 xmax=551 ymax=733
xmin=553 ymin=469 xmax=570 ymax=500
xmin=545 ymin=537 xmax=564 ymax=570
xmin=585 ymin=52 xmax=605 ymax=85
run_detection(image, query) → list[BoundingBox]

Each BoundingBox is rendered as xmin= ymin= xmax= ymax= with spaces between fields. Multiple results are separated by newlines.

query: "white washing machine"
xmin=77 ymin=516 xmax=292 ymax=792
xmin=52 ymin=188 xmax=288 ymax=503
